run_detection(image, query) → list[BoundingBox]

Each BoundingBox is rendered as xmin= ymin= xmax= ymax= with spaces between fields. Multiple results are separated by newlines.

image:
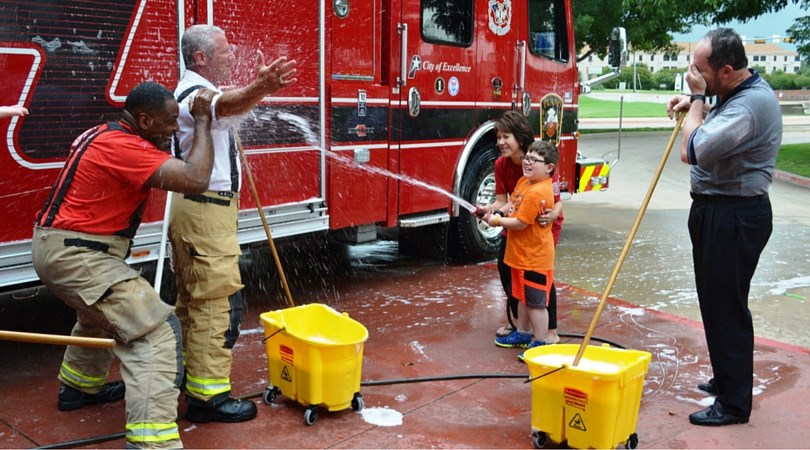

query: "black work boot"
xmin=58 ymin=381 xmax=126 ymax=411
xmin=185 ymin=392 xmax=257 ymax=423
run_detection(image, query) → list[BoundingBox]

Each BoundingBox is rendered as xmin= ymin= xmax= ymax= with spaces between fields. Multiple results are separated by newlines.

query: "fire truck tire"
xmin=448 ymin=142 xmax=500 ymax=262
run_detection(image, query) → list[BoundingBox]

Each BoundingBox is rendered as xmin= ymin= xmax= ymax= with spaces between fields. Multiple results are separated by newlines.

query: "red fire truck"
xmin=0 ymin=0 xmax=619 ymax=294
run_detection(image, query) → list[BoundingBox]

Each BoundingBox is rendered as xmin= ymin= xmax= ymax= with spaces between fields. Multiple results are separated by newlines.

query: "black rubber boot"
xmin=185 ymin=392 xmax=257 ymax=423
xmin=58 ymin=381 xmax=126 ymax=411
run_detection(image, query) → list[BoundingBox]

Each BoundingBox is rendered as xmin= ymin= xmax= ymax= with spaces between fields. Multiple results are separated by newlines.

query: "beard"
xmin=150 ymin=136 xmax=172 ymax=152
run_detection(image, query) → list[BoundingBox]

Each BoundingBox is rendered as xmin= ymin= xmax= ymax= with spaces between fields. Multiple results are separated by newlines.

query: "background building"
xmin=580 ymin=40 xmax=802 ymax=82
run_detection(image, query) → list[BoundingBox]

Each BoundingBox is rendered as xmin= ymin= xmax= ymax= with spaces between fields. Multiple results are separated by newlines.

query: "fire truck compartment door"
xmin=394 ymin=0 xmax=477 ymax=217
xmin=326 ymin=0 xmax=389 ymax=231
xmin=332 ymin=0 xmax=375 ymax=80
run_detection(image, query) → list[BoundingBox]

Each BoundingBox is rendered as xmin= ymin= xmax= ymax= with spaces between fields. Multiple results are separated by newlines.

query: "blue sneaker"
xmin=495 ymin=330 xmax=533 ymax=348
xmin=518 ymin=340 xmax=547 ymax=362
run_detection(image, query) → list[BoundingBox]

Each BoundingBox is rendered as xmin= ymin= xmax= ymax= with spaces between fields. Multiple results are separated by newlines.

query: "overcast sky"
xmin=673 ymin=3 xmax=805 ymax=49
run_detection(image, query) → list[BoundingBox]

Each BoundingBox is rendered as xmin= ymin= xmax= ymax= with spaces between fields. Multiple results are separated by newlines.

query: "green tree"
xmin=795 ymin=74 xmax=810 ymax=88
xmin=575 ymin=0 xmax=810 ymax=62
xmin=652 ymin=68 xmax=683 ymax=91
xmin=631 ymin=64 xmax=654 ymax=90
xmin=787 ymin=15 xmax=810 ymax=60
xmin=573 ymin=0 xmax=697 ymax=61
xmin=769 ymin=70 xmax=801 ymax=89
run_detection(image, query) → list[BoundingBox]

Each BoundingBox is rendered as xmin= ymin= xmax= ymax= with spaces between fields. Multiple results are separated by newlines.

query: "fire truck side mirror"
xmin=608 ymin=27 xmax=628 ymax=69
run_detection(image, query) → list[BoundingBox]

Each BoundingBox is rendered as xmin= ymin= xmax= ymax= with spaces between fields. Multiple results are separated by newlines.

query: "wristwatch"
xmin=690 ymin=94 xmax=706 ymax=103
xmin=493 ymin=210 xmax=504 ymax=217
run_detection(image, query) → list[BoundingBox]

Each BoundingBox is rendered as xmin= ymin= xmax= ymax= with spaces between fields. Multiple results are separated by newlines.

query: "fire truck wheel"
xmin=449 ymin=141 xmax=500 ymax=262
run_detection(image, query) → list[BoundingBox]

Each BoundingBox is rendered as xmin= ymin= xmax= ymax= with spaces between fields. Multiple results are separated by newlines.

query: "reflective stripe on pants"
xmin=59 ymin=362 xmax=108 ymax=391
xmin=185 ymin=373 xmax=231 ymax=398
xmin=125 ymin=422 xmax=181 ymax=448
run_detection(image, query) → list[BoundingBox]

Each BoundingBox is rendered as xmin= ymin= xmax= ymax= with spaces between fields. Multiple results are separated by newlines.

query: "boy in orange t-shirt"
xmin=485 ymin=141 xmax=559 ymax=360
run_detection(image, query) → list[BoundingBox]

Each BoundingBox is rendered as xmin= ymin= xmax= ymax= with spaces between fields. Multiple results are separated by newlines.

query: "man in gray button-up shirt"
xmin=667 ymin=28 xmax=781 ymax=427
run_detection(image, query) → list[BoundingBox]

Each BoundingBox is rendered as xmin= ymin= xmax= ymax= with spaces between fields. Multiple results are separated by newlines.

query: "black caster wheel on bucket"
xmin=626 ymin=432 xmax=639 ymax=449
xmin=351 ymin=393 xmax=364 ymax=411
xmin=262 ymin=386 xmax=280 ymax=405
xmin=304 ymin=405 xmax=319 ymax=426
xmin=531 ymin=431 xmax=547 ymax=449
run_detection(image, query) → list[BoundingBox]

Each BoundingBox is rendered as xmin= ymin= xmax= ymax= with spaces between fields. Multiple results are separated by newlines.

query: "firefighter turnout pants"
xmin=31 ymin=227 xmax=183 ymax=448
xmin=169 ymin=192 xmax=245 ymax=401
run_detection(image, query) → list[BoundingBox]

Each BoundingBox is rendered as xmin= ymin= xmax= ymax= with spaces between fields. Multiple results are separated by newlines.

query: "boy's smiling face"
xmin=522 ymin=151 xmax=554 ymax=181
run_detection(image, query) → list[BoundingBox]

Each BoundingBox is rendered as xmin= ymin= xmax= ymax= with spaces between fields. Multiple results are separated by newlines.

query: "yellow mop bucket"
xmin=524 ymin=344 xmax=651 ymax=449
xmin=259 ymin=303 xmax=368 ymax=425
xmin=520 ymin=117 xmax=683 ymax=448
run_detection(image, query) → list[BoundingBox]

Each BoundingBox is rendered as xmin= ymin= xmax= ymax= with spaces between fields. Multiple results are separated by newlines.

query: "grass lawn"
xmin=777 ymin=143 xmax=810 ymax=179
xmin=578 ymin=95 xmax=667 ymax=118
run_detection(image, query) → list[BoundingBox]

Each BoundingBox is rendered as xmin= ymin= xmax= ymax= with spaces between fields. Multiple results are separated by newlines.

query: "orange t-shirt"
xmin=503 ymin=177 xmax=555 ymax=271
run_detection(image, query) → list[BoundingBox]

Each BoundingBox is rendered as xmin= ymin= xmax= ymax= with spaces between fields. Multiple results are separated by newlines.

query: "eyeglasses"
xmin=522 ymin=156 xmax=546 ymax=165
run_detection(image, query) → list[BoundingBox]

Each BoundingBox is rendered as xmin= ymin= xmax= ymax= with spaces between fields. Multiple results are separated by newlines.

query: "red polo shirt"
xmin=45 ymin=122 xmax=171 ymax=236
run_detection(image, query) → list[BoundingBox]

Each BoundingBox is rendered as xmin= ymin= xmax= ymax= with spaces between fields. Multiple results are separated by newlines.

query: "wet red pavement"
xmin=1 ymin=253 xmax=809 ymax=449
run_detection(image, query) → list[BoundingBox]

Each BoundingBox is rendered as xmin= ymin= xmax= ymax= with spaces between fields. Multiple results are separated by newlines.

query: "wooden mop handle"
xmin=234 ymin=131 xmax=296 ymax=308
xmin=572 ymin=113 xmax=686 ymax=366
xmin=0 ymin=330 xmax=116 ymax=349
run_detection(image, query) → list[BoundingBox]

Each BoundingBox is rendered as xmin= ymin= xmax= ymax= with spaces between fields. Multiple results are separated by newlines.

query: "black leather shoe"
xmin=689 ymin=403 xmax=748 ymax=426
xmin=697 ymin=378 xmax=718 ymax=395
xmin=186 ymin=392 xmax=257 ymax=423
xmin=58 ymin=381 xmax=126 ymax=411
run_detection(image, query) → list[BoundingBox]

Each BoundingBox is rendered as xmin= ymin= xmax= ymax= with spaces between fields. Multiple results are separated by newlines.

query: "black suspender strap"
xmin=119 ymin=199 xmax=147 ymax=239
xmin=36 ymin=124 xmax=102 ymax=226
xmin=228 ymin=129 xmax=239 ymax=192
xmin=172 ymin=85 xmax=205 ymax=157
xmin=176 ymin=85 xmax=205 ymax=104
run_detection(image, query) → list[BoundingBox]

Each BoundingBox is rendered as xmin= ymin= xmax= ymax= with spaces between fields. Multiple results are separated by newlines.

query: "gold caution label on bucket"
xmin=280 ymin=344 xmax=294 ymax=364
xmin=564 ymin=387 xmax=588 ymax=410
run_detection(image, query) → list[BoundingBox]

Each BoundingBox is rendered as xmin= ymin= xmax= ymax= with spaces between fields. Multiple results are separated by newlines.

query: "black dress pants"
xmin=688 ymin=194 xmax=772 ymax=418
